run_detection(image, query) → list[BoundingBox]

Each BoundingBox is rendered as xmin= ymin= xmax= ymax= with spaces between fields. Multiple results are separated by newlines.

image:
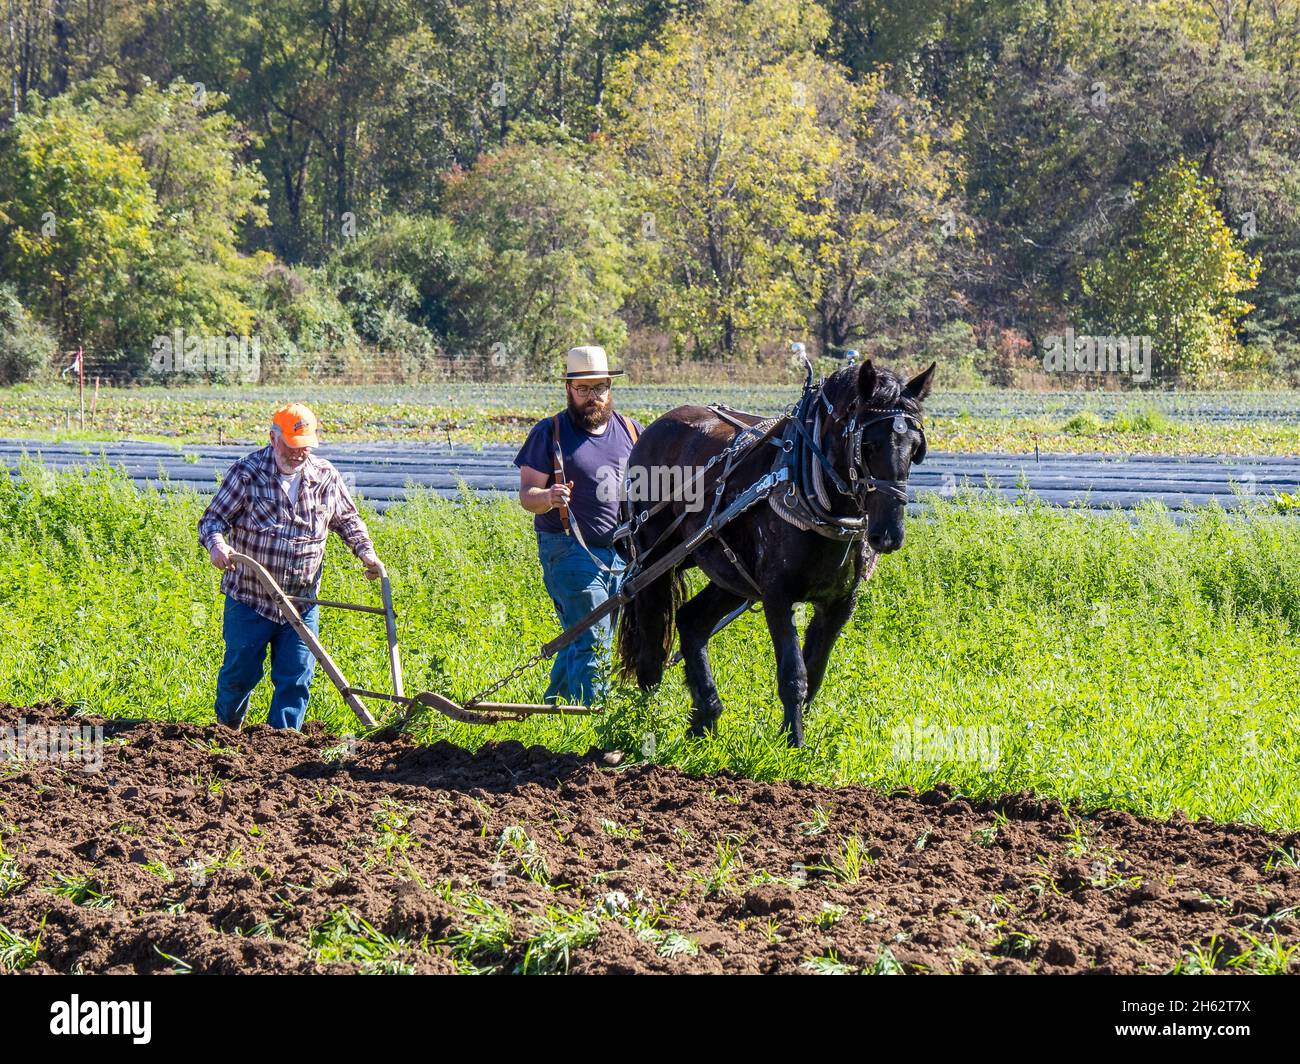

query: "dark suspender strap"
xmin=543 ymin=409 xmax=645 ymax=575
xmin=551 ymin=409 xmax=626 ymax=575
xmin=551 ymin=412 xmax=571 ymax=533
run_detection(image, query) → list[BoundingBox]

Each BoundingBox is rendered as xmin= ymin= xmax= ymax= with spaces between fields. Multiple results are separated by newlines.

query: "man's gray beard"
xmin=568 ymin=397 xmax=612 ymax=432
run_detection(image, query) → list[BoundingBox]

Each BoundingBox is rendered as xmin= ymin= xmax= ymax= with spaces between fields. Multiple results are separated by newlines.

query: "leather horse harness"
xmin=610 ymin=361 xmax=927 ymax=598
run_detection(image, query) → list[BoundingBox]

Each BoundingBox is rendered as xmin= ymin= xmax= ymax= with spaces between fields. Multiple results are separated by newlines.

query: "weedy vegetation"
xmin=0 ymin=466 xmax=1299 ymax=831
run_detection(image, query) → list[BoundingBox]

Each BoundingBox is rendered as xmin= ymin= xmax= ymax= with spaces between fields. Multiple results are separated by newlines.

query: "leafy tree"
xmin=1 ymin=0 xmax=130 ymax=111
xmin=328 ymin=212 xmax=466 ymax=343
xmin=251 ymin=262 xmax=360 ymax=378
xmin=126 ymin=0 xmax=672 ymax=262
xmin=0 ymin=76 xmax=272 ymax=376
xmin=4 ymin=0 xmax=1300 ymax=383
xmin=795 ymin=68 xmax=965 ymax=354
xmin=63 ymin=75 xmax=270 ymax=352
xmin=118 ymin=0 xmax=428 ymax=261
xmin=946 ymin=0 xmax=1300 ymax=359
xmin=1082 ymin=159 xmax=1260 ymax=382
xmin=611 ymin=0 xmax=842 ymax=358
xmin=441 ymin=143 xmax=632 ymax=372
xmin=0 ymin=108 xmax=158 ymax=357
xmin=0 ymin=284 xmax=57 ymax=383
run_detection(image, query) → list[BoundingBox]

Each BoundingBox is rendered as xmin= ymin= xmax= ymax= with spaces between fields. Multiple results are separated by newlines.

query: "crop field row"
xmin=15 ymin=383 xmax=1300 ymax=419
xmin=3 ymin=385 xmax=1300 ymax=455
xmin=3 ymin=441 xmax=1299 ymax=516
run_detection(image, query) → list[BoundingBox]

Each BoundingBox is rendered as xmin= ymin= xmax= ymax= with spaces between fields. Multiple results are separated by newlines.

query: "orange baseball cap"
xmin=272 ymin=403 xmax=320 ymax=447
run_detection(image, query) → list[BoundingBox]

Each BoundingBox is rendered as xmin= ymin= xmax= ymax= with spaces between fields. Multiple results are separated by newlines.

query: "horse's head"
xmin=824 ymin=359 xmax=935 ymax=553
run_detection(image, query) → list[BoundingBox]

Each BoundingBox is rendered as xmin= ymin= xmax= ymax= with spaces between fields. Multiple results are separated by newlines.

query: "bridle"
xmin=835 ymin=400 xmax=927 ymax=506
xmin=773 ymin=369 xmax=927 ymax=541
xmin=806 ymin=387 xmax=927 ymax=508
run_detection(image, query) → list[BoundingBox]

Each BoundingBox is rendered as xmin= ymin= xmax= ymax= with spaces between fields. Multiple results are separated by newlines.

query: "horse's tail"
xmin=617 ymin=564 xmax=687 ymax=690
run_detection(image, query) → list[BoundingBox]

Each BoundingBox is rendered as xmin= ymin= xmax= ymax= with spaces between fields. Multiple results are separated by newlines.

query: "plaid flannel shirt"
xmin=198 ymin=445 xmax=375 ymax=622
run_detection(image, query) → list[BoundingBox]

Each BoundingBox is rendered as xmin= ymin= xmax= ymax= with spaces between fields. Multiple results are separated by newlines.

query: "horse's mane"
xmin=822 ymin=363 xmax=924 ymax=416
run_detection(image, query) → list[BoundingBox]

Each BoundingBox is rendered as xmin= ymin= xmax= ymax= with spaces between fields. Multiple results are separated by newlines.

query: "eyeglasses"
xmin=570 ymin=382 xmax=611 ymax=398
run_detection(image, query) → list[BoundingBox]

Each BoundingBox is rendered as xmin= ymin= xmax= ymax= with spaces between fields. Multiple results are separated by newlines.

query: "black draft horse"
xmin=616 ymin=360 xmax=934 ymax=747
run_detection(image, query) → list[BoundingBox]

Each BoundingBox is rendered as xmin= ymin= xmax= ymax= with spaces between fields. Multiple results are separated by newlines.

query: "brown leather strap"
xmin=618 ymin=411 xmax=640 ymax=446
xmin=554 ymin=410 xmax=638 ymax=536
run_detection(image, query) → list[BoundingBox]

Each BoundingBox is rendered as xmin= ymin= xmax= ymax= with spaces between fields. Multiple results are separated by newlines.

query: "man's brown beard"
xmin=568 ymin=393 xmax=612 ymax=432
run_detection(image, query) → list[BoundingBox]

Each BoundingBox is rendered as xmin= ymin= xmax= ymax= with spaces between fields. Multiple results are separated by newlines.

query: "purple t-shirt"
xmin=514 ymin=410 xmax=643 ymax=546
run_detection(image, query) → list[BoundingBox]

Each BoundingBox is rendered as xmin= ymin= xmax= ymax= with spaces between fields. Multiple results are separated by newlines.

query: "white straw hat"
xmin=563 ymin=345 xmax=623 ymax=380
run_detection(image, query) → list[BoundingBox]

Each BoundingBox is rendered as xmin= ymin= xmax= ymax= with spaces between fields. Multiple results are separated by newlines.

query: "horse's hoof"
xmin=687 ymin=717 xmax=718 ymax=739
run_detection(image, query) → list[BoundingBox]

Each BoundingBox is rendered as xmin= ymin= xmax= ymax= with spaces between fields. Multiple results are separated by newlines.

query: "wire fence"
xmin=45 ymin=347 xmax=808 ymax=389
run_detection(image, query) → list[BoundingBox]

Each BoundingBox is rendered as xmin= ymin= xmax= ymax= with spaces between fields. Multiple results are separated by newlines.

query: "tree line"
xmin=1 ymin=0 xmax=1296 ymax=386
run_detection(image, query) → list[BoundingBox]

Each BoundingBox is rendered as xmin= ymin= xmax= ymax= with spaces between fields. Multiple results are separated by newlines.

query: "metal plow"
xmin=227 ymin=553 xmax=596 ymax=731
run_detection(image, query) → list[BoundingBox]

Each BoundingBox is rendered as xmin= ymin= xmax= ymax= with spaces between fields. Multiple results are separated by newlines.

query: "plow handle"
xmin=377 ymin=564 xmax=404 ymax=700
xmin=226 ymin=552 xmax=377 ymax=727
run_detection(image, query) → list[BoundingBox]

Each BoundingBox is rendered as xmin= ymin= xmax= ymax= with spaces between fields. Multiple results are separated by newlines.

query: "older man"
xmin=515 ymin=346 xmax=642 ymax=706
xmin=198 ymin=403 xmax=382 ymax=729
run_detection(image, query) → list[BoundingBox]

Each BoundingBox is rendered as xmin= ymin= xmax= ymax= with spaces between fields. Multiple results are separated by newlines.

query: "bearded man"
xmin=514 ymin=346 xmax=642 ymax=706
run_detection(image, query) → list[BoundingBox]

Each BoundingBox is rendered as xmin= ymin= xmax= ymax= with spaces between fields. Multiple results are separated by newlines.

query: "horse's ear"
xmin=904 ymin=362 xmax=936 ymax=402
xmin=856 ymin=360 xmax=878 ymax=402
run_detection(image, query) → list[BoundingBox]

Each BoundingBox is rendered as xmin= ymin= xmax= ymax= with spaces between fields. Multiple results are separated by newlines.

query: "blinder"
xmin=829 ymin=399 xmax=927 ymax=507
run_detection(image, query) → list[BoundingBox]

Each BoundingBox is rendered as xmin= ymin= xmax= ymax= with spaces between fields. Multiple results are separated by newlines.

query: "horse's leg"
xmin=802 ymin=593 xmax=856 ymax=710
xmin=764 ymin=596 xmax=809 ymax=747
xmin=678 ymin=581 xmax=747 ymax=738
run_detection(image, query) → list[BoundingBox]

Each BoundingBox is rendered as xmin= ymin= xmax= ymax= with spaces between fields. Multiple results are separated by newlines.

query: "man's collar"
xmin=260 ymin=443 xmax=322 ymax=482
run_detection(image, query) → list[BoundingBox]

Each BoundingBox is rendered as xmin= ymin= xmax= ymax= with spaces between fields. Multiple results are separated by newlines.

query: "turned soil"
xmin=2 ymin=701 xmax=1297 ymax=974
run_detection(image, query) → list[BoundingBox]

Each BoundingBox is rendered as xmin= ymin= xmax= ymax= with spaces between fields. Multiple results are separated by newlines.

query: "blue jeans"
xmin=214 ymin=596 xmax=320 ymax=730
xmin=537 ymin=531 xmax=624 ymax=706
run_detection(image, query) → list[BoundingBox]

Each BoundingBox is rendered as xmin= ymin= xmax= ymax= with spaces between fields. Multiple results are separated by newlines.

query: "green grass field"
xmin=4 ymin=383 xmax=1300 ymax=455
xmin=1 ymin=461 xmax=1298 ymax=831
